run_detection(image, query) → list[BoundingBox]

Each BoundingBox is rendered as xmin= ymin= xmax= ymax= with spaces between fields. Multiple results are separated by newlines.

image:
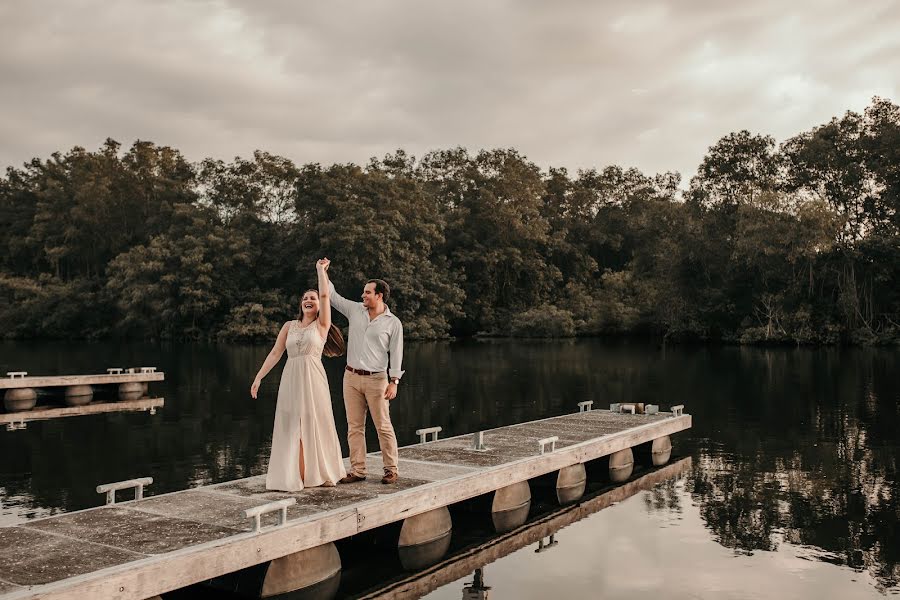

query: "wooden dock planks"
xmin=0 ymin=409 xmax=691 ymax=600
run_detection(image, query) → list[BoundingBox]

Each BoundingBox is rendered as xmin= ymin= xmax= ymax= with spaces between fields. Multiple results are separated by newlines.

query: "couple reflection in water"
xmin=251 ymin=258 xmax=405 ymax=489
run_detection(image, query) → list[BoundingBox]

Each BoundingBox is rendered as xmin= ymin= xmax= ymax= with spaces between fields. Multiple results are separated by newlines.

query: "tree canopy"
xmin=1 ymin=99 xmax=898 ymax=344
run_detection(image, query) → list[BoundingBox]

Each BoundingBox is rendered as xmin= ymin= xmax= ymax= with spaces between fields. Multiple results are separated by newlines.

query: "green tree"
xmin=295 ymin=155 xmax=464 ymax=339
xmin=105 ymin=204 xmax=252 ymax=339
xmin=423 ymin=148 xmax=559 ymax=334
xmin=17 ymin=139 xmax=196 ymax=280
xmin=691 ymin=130 xmax=780 ymax=209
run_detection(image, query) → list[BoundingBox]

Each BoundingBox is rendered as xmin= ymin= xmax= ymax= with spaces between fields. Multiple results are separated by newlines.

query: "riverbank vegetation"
xmin=1 ymin=99 xmax=898 ymax=344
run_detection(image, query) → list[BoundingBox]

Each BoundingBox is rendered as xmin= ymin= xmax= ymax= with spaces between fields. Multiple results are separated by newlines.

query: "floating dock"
xmin=1 ymin=369 xmax=164 ymax=415
xmin=0 ymin=404 xmax=690 ymax=600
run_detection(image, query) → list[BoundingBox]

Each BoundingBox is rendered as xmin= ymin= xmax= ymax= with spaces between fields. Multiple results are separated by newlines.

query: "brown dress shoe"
xmin=338 ymin=474 xmax=366 ymax=484
xmin=381 ymin=470 xmax=399 ymax=484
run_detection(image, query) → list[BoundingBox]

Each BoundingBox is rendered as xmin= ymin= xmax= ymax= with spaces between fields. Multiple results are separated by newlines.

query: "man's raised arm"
xmin=328 ymin=281 xmax=357 ymax=317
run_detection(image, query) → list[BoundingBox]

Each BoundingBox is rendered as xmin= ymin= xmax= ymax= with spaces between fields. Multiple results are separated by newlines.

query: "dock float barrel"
xmin=64 ymin=384 xmax=93 ymax=406
xmin=636 ymin=435 xmax=674 ymax=467
xmin=556 ymin=463 xmax=587 ymax=504
xmin=207 ymin=542 xmax=342 ymax=600
xmin=650 ymin=435 xmax=672 ymax=466
xmin=398 ymin=506 xmax=453 ymax=570
xmin=4 ymin=388 xmax=37 ymax=412
xmin=206 ymin=500 xmax=340 ymax=599
xmin=4 ymin=372 xmax=36 ymax=412
xmin=491 ymin=481 xmax=532 ymax=533
xmin=608 ymin=448 xmax=634 ymax=483
xmin=258 ymin=544 xmax=341 ymax=599
xmin=118 ymin=382 xmax=144 ymax=401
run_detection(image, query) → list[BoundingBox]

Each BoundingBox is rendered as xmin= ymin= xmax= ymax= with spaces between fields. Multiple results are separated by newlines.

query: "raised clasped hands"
xmin=316 ymin=257 xmax=331 ymax=272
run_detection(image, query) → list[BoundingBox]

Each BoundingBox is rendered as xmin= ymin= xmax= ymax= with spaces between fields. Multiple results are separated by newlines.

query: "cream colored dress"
xmin=265 ymin=320 xmax=346 ymax=491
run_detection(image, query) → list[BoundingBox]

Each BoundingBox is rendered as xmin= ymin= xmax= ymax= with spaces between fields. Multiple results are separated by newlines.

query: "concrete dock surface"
xmin=0 ymin=408 xmax=690 ymax=600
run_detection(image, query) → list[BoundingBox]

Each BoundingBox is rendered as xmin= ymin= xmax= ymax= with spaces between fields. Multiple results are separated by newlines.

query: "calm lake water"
xmin=1 ymin=340 xmax=898 ymax=598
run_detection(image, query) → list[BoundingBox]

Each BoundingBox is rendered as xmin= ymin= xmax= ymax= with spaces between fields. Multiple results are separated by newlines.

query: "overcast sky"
xmin=1 ymin=0 xmax=898 ymax=181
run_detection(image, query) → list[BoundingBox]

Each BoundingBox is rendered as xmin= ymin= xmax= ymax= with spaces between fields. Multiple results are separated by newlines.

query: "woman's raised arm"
xmin=316 ymin=258 xmax=332 ymax=336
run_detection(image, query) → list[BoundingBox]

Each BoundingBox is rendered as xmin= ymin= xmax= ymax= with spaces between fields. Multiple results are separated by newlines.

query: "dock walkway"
xmin=0 ymin=407 xmax=691 ymax=600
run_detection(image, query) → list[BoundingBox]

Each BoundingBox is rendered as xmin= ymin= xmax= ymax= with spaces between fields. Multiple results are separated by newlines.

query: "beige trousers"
xmin=343 ymin=371 xmax=398 ymax=476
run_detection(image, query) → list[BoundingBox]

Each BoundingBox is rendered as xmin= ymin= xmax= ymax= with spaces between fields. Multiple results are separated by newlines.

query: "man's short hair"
xmin=367 ymin=279 xmax=390 ymax=303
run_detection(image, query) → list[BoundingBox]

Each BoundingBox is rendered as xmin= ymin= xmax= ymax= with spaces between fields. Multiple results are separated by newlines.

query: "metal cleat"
xmin=577 ymin=401 xmax=593 ymax=413
xmin=244 ymin=498 xmax=296 ymax=533
xmin=538 ymin=436 xmax=558 ymax=454
xmin=416 ymin=426 xmax=442 ymax=443
xmin=671 ymin=405 xmax=684 ymax=417
xmin=7 ymin=372 xmax=27 ymax=379
xmin=106 ymin=368 xmax=123 ymax=375
xmin=139 ymin=367 xmax=157 ymax=373
xmin=97 ymin=477 xmax=153 ymax=505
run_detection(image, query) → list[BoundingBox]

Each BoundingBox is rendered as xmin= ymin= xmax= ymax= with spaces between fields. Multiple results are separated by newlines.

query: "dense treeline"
xmin=1 ymin=99 xmax=898 ymax=343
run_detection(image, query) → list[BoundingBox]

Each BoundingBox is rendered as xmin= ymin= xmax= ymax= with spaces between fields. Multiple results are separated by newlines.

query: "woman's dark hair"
xmin=322 ymin=324 xmax=346 ymax=358
xmin=298 ymin=290 xmax=346 ymax=357
xmin=367 ymin=278 xmax=391 ymax=303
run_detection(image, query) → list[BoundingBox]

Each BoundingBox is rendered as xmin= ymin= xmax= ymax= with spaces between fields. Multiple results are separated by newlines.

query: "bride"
xmin=251 ymin=258 xmax=347 ymax=490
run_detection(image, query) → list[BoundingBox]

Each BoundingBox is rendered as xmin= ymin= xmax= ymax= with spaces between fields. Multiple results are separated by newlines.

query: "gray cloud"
xmin=1 ymin=0 xmax=898 ymax=180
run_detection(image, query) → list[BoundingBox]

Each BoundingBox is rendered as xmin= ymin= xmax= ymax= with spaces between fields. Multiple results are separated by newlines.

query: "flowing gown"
xmin=265 ymin=320 xmax=347 ymax=491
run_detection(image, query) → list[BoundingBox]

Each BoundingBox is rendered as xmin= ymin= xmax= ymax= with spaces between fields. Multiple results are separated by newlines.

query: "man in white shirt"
xmin=328 ymin=271 xmax=405 ymax=484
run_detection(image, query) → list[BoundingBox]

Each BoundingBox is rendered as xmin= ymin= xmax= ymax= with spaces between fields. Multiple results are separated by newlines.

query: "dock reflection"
xmin=0 ymin=397 xmax=164 ymax=431
xmin=355 ymin=457 xmax=691 ymax=600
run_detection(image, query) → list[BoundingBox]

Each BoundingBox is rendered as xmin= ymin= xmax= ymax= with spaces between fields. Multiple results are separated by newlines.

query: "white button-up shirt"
xmin=329 ymin=282 xmax=405 ymax=380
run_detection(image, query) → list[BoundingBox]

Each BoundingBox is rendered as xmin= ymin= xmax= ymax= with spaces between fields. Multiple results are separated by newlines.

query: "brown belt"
xmin=345 ymin=366 xmax=384 ymax=376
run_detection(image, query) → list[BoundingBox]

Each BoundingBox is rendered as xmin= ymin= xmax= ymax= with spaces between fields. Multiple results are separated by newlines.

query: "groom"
xmin=326 ymin=265 xmax=405 ymax=485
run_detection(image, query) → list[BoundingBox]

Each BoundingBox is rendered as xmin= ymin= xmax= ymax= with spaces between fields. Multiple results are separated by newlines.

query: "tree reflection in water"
xmin=684 ymin=347 xmax=899 ymax=591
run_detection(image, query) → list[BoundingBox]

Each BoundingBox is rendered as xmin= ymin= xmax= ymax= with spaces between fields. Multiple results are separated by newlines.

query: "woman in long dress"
xmin=251 ymin=258 xmax=347 ymax=491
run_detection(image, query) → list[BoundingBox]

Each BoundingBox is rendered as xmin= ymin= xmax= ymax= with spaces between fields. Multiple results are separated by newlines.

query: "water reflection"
xmin=462 ymin=569 xmax=490 ymax=600
xmin=684 ymin=348 xmax=900 ymax=592
xmin=0 ymin=340 xmax=898 ymax=593
xmin=358 ymin=458 xmax=692 ymax=600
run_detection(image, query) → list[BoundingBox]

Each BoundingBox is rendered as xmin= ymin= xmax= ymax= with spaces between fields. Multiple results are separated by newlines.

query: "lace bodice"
xmin=286 ymin=320 xmax=325 ymax=359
